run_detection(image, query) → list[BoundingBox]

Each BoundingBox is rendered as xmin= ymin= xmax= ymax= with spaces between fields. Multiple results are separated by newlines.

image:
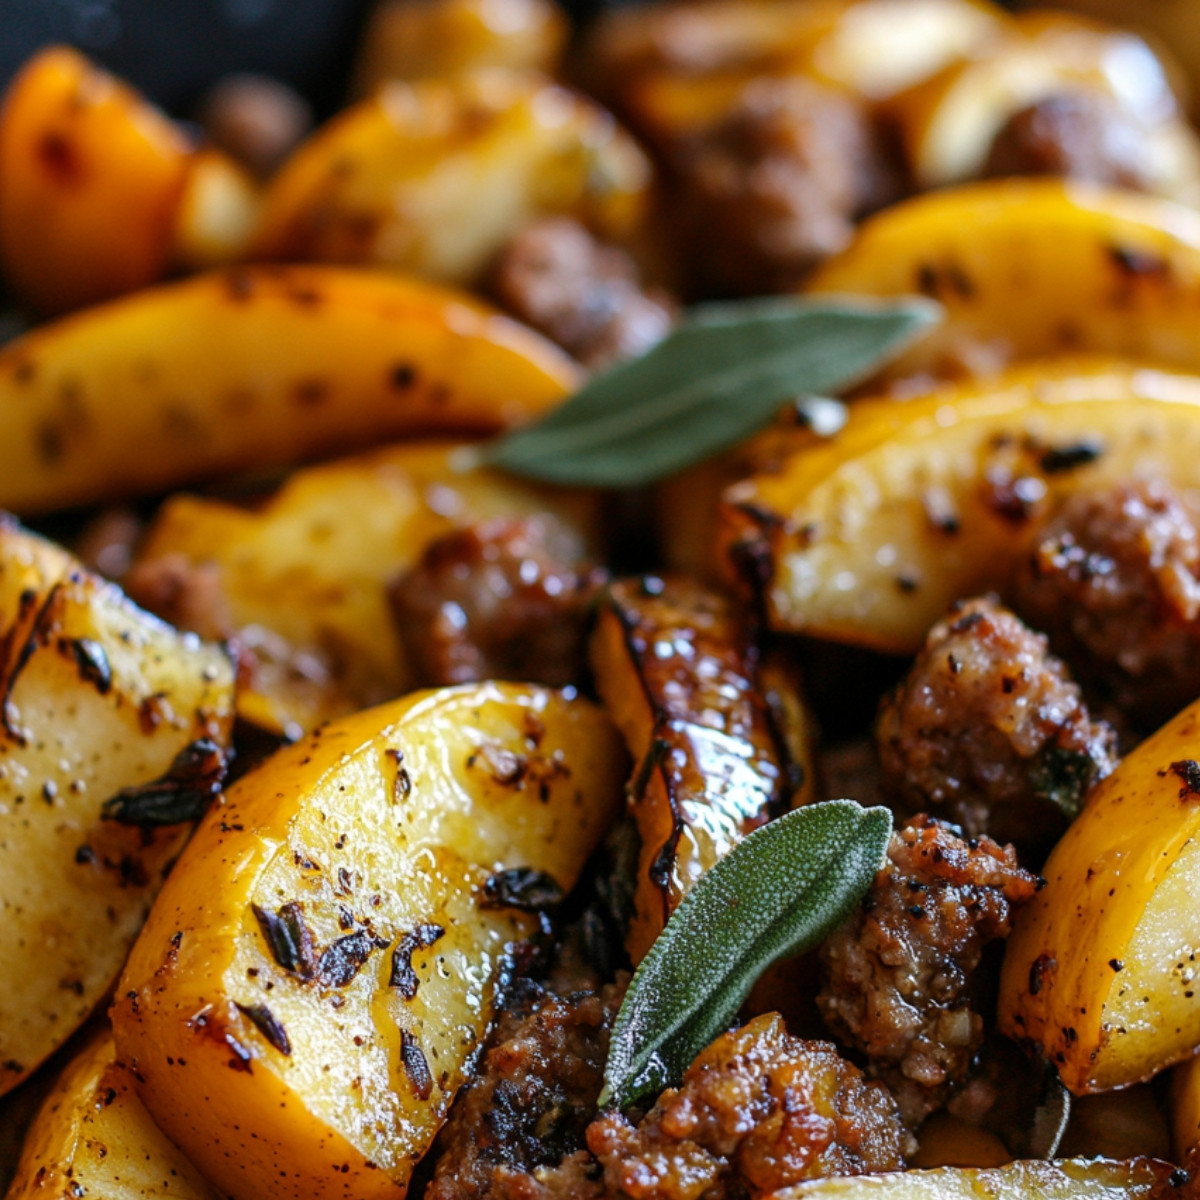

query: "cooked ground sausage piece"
xmin=981 ymin=91 xmax=1148 ymax=190
xmin=586 ymin=1013 xmax=910 ymax=1199
xmin=426 ymin=978 xmax=624 ymax=1200
xmin=489 ymin=218 xmax=676 ymax=370
xmin=124 ymin=552 xmax=235 ymax=642
xmin=875 ymin=595 xmax=1118 ymax=847
xmin=1012 ymin=481 xmax=1200 ymax=728
xmin=817 ymin=819 xmax=1040 ymax=1128
xmin=668 ymin=76 xmax=903 ymax=297
xmin=388 ymin=516 xmax=605 ymax=689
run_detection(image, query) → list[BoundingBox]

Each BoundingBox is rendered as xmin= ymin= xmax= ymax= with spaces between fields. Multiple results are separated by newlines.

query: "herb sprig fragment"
xmin=482 ymin=295 xmax=940 ymax=487
xmin=600 ymin=799 xmax=892 ymax=1111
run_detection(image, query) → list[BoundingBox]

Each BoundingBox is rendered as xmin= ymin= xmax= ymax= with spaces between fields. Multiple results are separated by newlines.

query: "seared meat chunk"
xmin=1012 ymin=481 xmax=1200 ymax=727
xmin=982 ymin=91 xmax=1147 ymax=190
xmin=124 ymin=552 xmax=234 ymax=641
xmin=669 ymin=76 xmax=902 ymax=296
xmin=586 ymin=1014 xmax=910 ymax=1199
xmin=876 ymin=595 xmax=1117 ymax=846
xmin=426 ymin=977 xmax=624 ymax=1200
xmin=489 ymin=218 xmax=676 ymax=370
xmin=388 ymin=516 xmax=605 ymax=688
xmin=817 ymin=819 xmax=1040 ymax=1128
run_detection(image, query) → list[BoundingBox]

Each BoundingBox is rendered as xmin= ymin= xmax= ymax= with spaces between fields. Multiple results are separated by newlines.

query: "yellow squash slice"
xmin=718 ymin=359 xmax=1200 ymax=653
xmin=6 ymin=1031 xmax=222 ymax=1200
xmin=131 ymin=442 xmax=601 ymax=736
xmin=253 ymin=70 xmax=650 ymax=287
xmin=112 ymin=682 xmax=625 ymax=1200
xmin=998 ymin=693 xmax=1200 ymax=1092
xmin=0 ymin=520 xmax=235 ymax=1098
xmin=0 ymin=264 xmax=578 ymax=515
xmin=807 ymin=180 xmax=1200 ymax=382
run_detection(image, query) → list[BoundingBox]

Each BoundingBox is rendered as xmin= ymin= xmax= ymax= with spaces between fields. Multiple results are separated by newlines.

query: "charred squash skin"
xmin=589 ymin=575 xmax=810 ymax=963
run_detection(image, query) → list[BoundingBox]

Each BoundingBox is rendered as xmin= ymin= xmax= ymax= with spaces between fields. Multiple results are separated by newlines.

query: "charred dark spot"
xmin=1169 ymin=1169 xmax=1190 ymax=1190
xmin=1108 ymin=244 xmax=1170 ymax=281
xmin=894 ymin=570 xmax=920 ymax=594
xmin=1166 ymin=759 xmax=1200 ymax=801
xmin=1029 ymin=954 xmax=1056 ymax=996
xmin=102 ymin=739 xmax=228 ymax=826
xmin=223 ymin=269 xmax=256 ymax=301
xmin=70 ymin=637 xmax=111 ymax=694
xmin=386 ymin=748 xmax=412 ymax=802
xmin=390 ymin=363 xmax=417 ymax=390
xmin=292 ymin=378 xmax=329 ymax=407
xmin=985 ymin=472 xmax=1046 ymax=525
xmin=389 ymin=923 xmax=445 ymax=999
xmin=2 ymin=584 xmax=64 ymax=745
xmin=1109 ymin=958 xmax=1124 ymax=972
xmin=316 ymin=929 xmax=388 ymax=988
xmin=472 ymin=740 xmax=526 ymax=786
xmin=950 ymin=609 xmax=985 ymax=635
xmin=286 ymin=282 xmax=323 ymax=307
xmin=74 ymin=844 xmax=95 ymax=865
xmin=400 ymin=1030 xmax=433 ymax=1100
xmin=37 ymin=131 xmax=85 ymax=185
xmin=482 ymin=868 xmax=563 ymax=913
xmin=3 ymin=1059 xmax=24 ymax=1074
xmin=35 ymin=420 xmax=66 ymax=466
xmin=253 ymin=900 xmax=318 ymax=978
xmin=1039 ymin=439 xmax=1104 ymax=475
xmin=236 ymin=1002 xmax=292 ymax=1055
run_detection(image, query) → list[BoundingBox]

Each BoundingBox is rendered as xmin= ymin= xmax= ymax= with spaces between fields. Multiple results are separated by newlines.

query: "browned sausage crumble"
xmin=1013 ymin=480 xmax=1200 ymax=728
xmin=388 ymin=516 xmax=606 ymax=689
xmin=666 ymin=76 xmax=903 ymax=297
xmin=875 ymin=595 xmax=1118 ymax=847
xmin=488 ymin=218 xmax=677 ymax=370
xmin=585 ymin=1014 xmax=910 ymax=1200
xmin=426 ymin=977 xmax=625 ymax=1200
xmin=981 ymin=91 xmax=1149 ymax=190
xmin=817 ymin=818 xmax=1040 ymax=1129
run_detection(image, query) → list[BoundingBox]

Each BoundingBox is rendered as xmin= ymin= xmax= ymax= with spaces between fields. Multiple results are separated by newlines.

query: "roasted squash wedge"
xmin=0 ymin=46 xmax=191 ymax=315
xmin=889 ymin=13 xmax=1199 ymax=198
xmin=253 ymin=70 xmax=650 ymax=287
xmin=0 ymin=264 xmax=578 ymax=515
xmin=718 ymin=359 xmax=1200 ymax=653
xmin=131 ymin=442 xmax=601 ymax=736
xmin=589 ymin=576 xmax=810 ymax=962
xmin=807 ymin=180 xmax=1200 ymax=382
xmin=6 ymin=1031 xmax=222 ymax=1200
xmin=0 ymin=519 xmax=235 ymax=1098
xmin=351 ymin=0 xmax=567 ymax=94
xmin=112 ymin=682 xmax=625 ymax=1200
xmin=998 ymin=693 xmax=1200 ymax=1093
xmin=770 ymin=1156 xmax=1184 ymax=1198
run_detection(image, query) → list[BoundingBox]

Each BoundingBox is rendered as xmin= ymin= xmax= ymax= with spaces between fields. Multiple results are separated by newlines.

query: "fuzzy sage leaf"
xmin=600 ymin=799 xmax=891 ymax=1111
xmin=481 ymin=295 xmax=940 ymax=487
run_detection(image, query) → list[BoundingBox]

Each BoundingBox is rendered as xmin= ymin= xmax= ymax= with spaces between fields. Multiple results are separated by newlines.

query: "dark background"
xmin=0 ymin=0 xmax=619 ymax=119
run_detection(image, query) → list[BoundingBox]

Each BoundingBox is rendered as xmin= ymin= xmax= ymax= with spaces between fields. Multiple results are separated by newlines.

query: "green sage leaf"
xmin=481 ymin=295 xmax=940 ymax=487
xmin=600 ymin=799 xmax=891 ymax=1111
